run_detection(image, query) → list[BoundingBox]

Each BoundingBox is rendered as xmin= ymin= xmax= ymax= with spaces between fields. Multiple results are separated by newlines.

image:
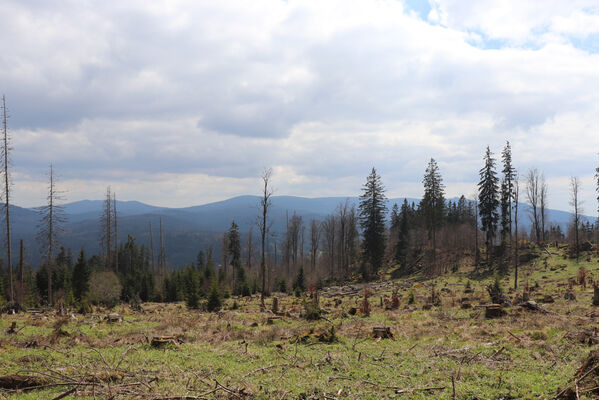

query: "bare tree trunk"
xmin=19 ymin=239 xmax=23 ymax=306
xmin=159 ymin=217 xmax=165 ymax=274
xmin=2 ymin=95 xmax=12 ymax=303
xmin=113 ymin=193 xmax=118 ymax=273
xmin=149 ymin=221 xmax=155 ymax=273
xmin=526 ymin=169 xmax=541 ymax=244
xmin=514 ymin=178 xmax=519 ymax=290
xmin=474 ymin=194 xmax=479 ymax=270
xmin=259 ymin=168 xmax=273 ymax=305
xmin=540 ymin=174 xmax=547 ymax=243
xmin=246 ymin=228 xmax=253 ymax=269
xmin=570 ymin=177 xmax=582 ymax=261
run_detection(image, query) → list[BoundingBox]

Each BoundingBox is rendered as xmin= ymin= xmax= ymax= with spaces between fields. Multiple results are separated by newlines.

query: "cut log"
xmin=0 ymin=375 xmax=48 ymax=390
xmin=519 ymin=300 xmax=548 ymax=313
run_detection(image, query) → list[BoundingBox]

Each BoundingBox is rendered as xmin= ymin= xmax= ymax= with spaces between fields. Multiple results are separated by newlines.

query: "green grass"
xmin=0 ymin=245 xmax=598 ymax=398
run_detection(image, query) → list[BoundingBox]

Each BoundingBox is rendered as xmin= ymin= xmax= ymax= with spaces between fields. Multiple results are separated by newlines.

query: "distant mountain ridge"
xmin=3 ymin=195 xmax=594 ymax=268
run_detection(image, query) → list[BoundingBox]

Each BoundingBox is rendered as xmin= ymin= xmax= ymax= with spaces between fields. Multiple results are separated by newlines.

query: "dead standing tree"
xmin=258 ymin=168 xmax=273 ymax=307
xmin=99 ymin=187 xmax=112 ymax=269
xmin=525 ymin=168 xmax=541 ymax=244
xmin=1 ymin=95 xmax=13 ymax=303
xmin=113 ymin=192 xmax=118 ymax=273
xmin=570 ymin=176 xmax=582 ymax=261
xmin=309 ymin=219 xmax=321 ymax=273
xmin=37 ymin=164 xmax=65 ymax=305
xmin=513 ymin=176 xmax=520 ymax=290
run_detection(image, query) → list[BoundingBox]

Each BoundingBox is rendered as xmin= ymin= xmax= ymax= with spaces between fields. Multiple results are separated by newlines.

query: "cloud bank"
xmin=1 ymin=0 xmax=598 ymax=212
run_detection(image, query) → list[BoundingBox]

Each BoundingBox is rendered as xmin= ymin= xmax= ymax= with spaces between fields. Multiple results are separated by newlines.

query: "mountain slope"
xmin=3 ymin=196 xmax=593 ymax=268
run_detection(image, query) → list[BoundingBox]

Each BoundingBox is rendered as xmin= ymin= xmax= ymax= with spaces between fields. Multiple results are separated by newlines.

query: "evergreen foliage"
xmin=71 ymin=249 xmax=90 ymax=302
xmin=358 ymin=167 xmax=387 ymax=280
xmin=478 ymin=146 xmax=500 ymax=262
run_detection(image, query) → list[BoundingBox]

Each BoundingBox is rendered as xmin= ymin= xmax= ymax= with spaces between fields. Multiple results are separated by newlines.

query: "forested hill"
xmin=6 ymin=195 xmax=593 ymax=268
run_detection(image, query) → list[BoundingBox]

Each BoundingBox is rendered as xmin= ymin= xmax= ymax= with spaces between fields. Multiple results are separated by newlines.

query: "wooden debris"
xmin=6 ymin=321 xmax=17 ymax=334
xmin=484 ymin=304 xmax=506 ymax=319
xmin=106 ymin=313 xmax=123 ymax=323
xmin=372 ymin=327 xmax=393 ymax=339
xmin=564 ymin=291 xmax=576 ymax=301
xmin=151 ymin=335 xmax=182 ymax=348
xmin=542 ymin=294 xmax=555 ymax=303
xmin=518 ymin=300 xmax=548 ymax=313
xmin=0 ymin=375 xmax=48 ymax=390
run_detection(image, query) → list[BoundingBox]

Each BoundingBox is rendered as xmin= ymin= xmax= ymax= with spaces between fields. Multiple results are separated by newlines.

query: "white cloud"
xmin=1 ymin=0 xmax=599 ymax=214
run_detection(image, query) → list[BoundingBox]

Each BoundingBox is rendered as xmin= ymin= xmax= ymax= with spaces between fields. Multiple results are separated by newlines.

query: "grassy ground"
xmin=1 ymin=245 xmax=598 ymax=399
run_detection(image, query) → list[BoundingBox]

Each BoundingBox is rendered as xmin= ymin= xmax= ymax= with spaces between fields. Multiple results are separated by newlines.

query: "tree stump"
xmin=150 ymin=335 xmax=180 ymax=348
xmin=271 ymin=297 xmax=278 ymax=314
xmin=485 ymin=304 xmax=506 ymax=319
xmin=542 ymin=295 xmax=554 ymax=303
xmin=372 ymin=327 xmax=393 ymax=339
xmin=106 ymin=313 xmax=123 ymax=323
xmin=593 ymin=286 xmax=599 ymax=306
xmin=564 ymin=291 xmax=576 ymax=301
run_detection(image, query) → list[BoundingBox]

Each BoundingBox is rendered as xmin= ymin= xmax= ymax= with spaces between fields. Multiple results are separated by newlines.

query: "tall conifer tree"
xmin=421 ymin=158 xmax=445 ymax=271
xmin=500 ymin=141 xmax=516 ymax=244
xmin=478 ymin=147 xmax=500 ymax=264
xmin=358 ymin=167 xmax=387 ymax=280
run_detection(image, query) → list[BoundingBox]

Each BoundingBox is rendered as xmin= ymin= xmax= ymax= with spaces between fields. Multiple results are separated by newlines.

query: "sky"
xmin=1 ymin=0 xmax=599 ymax=213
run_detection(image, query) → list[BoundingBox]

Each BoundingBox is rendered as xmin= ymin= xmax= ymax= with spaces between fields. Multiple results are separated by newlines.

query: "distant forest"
xmin=0 ymin=97 xmax=598 ymax=311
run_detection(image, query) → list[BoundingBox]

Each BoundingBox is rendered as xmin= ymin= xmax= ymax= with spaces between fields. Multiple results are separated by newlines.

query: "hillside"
xmin=4 ymin=196 xmax=594 ymax=268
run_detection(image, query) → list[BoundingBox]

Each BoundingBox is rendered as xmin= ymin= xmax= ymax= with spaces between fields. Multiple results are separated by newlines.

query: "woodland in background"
xmin=1 ymin=129 xmax=598 ymax=313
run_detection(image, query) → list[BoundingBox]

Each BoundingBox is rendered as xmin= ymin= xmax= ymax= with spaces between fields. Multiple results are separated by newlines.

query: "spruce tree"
xmin=500 ymin=141 xmax=516 ymax=244
xmin=184 ymin=266 xmax=200 ymax=309
xmin=394 ymin=199 xmax=410 ymax=270
xmin=227 ymin=221 xmax=246 ymax=294
xmin=72 ymin=249 xmax=90 ymax=302
xmin=206 ymin=279 xmax=222 ymax=312
xmin=358 ymin=167 xmax=387 ymax=280
xmin=478 ymin=147 xmax=500 ymax=264
xmin=421 ymin=158 xmax=445 ymax=271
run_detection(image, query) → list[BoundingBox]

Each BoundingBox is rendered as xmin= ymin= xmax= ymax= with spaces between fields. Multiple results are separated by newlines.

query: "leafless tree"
xmin=113 ymin=192 xmax=118 ymax=273
xmin=309 ymin=219 xmax=321 ymax=272
xmin=569 ymin=176 xmax=582 ymax=261
xmin=99 ymin=186 xmax=112 ymax=267
xmin=246 ymin=227 xmax=253 ymax=269
xmin=158 ymin=217 xmax=166 ymax=274
xmin=513 ymin=176 xmax=519 ymax=289
xmin=18 ymin=239 xmax=24 ymax=306
xmin=539 ymin=174 xmax=548 ymax=242
xmin=1 ymin=95 xmax=13 ymax=303
xmin=148 ymin=221 xmax=155 ymax=273
xmin=37 ymin=164 xmax=65 ymax=305
xmin=222 ymin=233 xmax=229 ymax=276
xmin=525 ymin=168 xmax=541 ymax=244
xmin=258 ymin=168 xmax=273 ymax=304
xmin=321 ymin=215 xmax=336 ymax=279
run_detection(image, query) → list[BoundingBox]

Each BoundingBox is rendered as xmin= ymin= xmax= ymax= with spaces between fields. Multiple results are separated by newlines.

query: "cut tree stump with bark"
xmin=150 ymin=335 xmax=181 ymax=348
xmin=484 ymin=304 xmax=506 ymax=319
xmin=372 ymin=327 xmax=393 ymax=339
xmin=106 ymin=313 xmax=123 ymax=323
